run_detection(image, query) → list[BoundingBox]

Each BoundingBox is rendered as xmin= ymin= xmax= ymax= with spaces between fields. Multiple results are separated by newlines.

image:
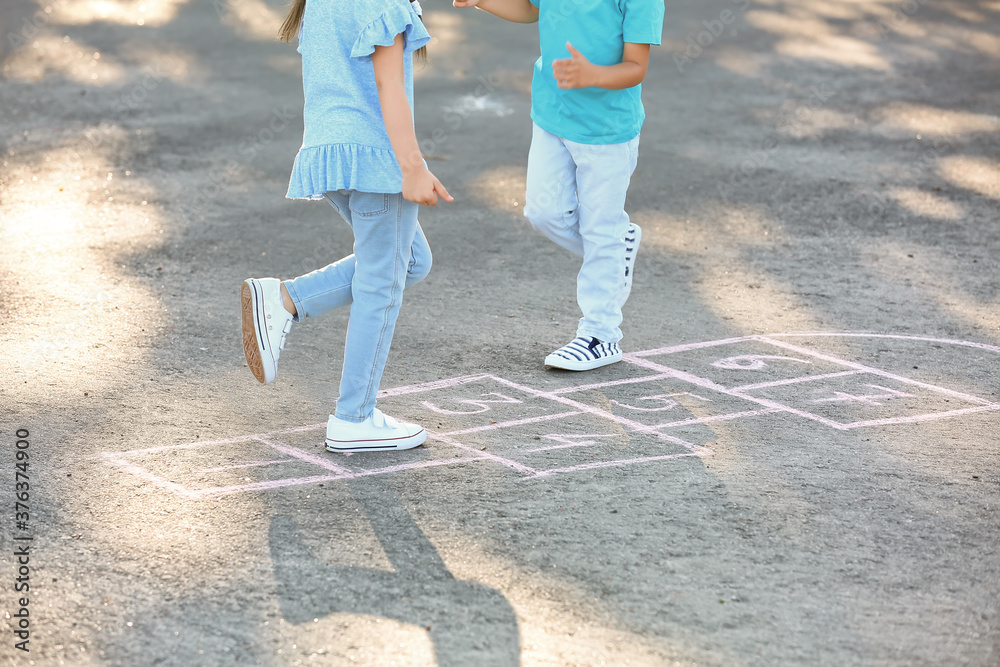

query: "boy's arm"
xmin=453 ymin=0 xmax=538 ymax=24
xmin=552 ymin=42 xmax=650 ymax=90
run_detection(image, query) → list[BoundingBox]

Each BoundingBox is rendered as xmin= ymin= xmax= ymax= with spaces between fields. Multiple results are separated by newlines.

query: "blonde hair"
xmin=278 ymin=0 xmax=306 ymax=43
xmin=279 ymin=0 xmax=427 ymax=64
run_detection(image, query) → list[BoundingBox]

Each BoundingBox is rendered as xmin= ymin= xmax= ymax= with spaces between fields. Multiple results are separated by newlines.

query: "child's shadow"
xmin=268 ymin=481 xmax=521 ymax=666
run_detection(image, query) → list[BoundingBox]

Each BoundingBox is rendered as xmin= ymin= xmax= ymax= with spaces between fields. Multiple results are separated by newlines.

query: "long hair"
xmin=279 ymin=0 xmax=428 ymax=64
xmin=278 ymin=0 xmax=306 ymax=43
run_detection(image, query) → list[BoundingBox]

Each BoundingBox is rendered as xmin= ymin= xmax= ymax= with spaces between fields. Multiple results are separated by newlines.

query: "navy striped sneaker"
xmin=544 ymin=336 xmax=623 ymax=371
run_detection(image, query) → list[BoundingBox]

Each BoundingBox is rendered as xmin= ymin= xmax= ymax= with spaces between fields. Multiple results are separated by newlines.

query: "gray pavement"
xmin=1 ymin=0 xmax=999 ymax=664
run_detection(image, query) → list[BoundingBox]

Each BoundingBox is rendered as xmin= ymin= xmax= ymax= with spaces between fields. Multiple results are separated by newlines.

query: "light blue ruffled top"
xmin=286 ymin=0 xmax=430 ymax=199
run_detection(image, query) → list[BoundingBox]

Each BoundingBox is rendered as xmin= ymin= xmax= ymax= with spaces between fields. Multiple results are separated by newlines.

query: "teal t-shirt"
xmin=528 ymin=0 xmax=664 ymax=145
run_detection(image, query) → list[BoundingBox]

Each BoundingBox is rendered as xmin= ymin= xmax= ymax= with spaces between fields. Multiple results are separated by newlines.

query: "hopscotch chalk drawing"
xmin=105 ymin=334 xmax=1000 ymax=499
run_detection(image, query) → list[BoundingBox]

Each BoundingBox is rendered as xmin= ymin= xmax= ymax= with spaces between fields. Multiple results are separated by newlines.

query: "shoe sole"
xmin=326 ymin=428 xmax=427 ymax=453
xmin=241 ymin=280 xmax=268 ymax=384
xmin=544 ymin=353 xmax=623 ymax=371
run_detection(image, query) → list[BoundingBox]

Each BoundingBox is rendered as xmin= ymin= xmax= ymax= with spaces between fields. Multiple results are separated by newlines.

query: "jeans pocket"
xmin=350 ymin=192 xmax=390 ymax=218
xmin=324 ymin=192 xmax=344 ymax=217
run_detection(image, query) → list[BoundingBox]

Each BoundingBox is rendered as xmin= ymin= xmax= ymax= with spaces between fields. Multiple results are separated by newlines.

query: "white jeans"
xmin=523 ymin=123 xmax=640 ymax=344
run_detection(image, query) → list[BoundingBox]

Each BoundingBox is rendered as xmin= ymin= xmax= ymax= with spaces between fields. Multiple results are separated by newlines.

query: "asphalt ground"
xmin=1 ymin=0 xmax=999 ymax=664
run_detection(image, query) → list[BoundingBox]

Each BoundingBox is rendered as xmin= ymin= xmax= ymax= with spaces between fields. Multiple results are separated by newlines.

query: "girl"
xmin=241 ymin=0 xmax=451 ymax=452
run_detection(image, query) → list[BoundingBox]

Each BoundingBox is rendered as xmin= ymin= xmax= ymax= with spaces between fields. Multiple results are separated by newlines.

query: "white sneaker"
xmin=619 ymin=223 xmax=641 ymax=307
xmin=326 ymin=409 xmax=427 ymax=452
xmin=241 ymin=278 xmax=294 ymax=384
xmin=544 ymin=336 xmax=622 ymax=371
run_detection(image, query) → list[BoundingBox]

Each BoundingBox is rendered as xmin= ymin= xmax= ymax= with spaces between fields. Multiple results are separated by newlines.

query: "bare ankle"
xmin=280 ymin=283 xmax=297 ymax=317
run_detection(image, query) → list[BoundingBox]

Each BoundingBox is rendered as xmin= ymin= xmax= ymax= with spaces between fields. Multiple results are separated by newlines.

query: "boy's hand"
xmin=403 ymin=166 xmax=453 ymax=207
xmin=552 ymin=42 xmax=595 ymax=89
xmin=452 ymin=0 xmax=481 ymax=7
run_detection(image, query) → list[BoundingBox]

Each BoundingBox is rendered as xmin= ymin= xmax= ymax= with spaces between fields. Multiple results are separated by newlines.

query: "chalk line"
xmin=728 ymin=370 xmax=864 ymax=392
xmin=547 ymin=373 xmax=679 ymax=395
xmin=524 ymin=450 xmax=711 ymax=479
xmin=765 ymin=332 xmax=1000 ymax=355
xmin=427 ymin=431 xmax=539 ymax=475
xmin=756 ymin=336 xmax=997 ymax=406
xmin=628 ymin=336 xmax=754 ymax=358
xmin=102 ymin=454 xmax=200 ymax=500
xmin=255 ymin=437 xmax=353 ymax=475
xmin=487 ymin=375 xmax=700 ymax=451
xmin=441 ymin=411 xmax=584 ymax=436
xmin=625 ymin=354 xmax=851 ymax=431
xmin=652 ymin=407 xmax=785 ymax=430
xmin=192 ymin=457 xmax=487 ymax=498
xmin=377 ymin=374 xmax=493 ymax=397
xmin=194 ymin=459 xmax=297 ymax=473
xmin=843 ymin=404 xmax=1000 ymax=429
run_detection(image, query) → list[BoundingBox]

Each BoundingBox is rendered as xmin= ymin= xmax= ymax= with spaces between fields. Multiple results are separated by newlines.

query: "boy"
xmin=454 ymin=0 xmax=664 ymax=370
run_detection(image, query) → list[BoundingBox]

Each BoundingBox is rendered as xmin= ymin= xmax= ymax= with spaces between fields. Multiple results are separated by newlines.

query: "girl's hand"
xmin=403 ymin=166 xmax=453 ymax=206
xmin=552 ymin=42 xmax=595 ymax=89
xmin=452 ymin=0 xmax=481 ymax=7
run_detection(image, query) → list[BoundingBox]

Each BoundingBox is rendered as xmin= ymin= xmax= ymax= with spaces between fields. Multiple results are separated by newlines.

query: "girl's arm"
xmin=552 ymin=42 xmax=651 ymax=90
xmin=371 ymin=34 xmax=452 ymax=206
xmin=453 ymin=0 xmax=538 ymax=24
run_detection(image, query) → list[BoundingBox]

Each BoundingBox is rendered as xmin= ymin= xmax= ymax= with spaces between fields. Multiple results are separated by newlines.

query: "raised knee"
xmin=524 ymin=202 xmax=570 ymax=234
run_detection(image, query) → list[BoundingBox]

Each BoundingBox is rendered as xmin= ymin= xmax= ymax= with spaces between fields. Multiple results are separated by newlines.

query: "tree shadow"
xmin=268 ymin=479 xmax=521 ymax=666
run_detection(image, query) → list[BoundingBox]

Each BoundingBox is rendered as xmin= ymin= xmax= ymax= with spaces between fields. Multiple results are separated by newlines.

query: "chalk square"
xmin=635 ymin=339 xmax=857 ymax=390
xmin=375 ymin=374 xmax=573 ymax=434
xmin=440 ymin=412 xmax=700 ymax=474
xmin=277 ymin=428 xmax=476 ymax=474
xmin=552 ymin=375 xmax=773 ymax=432
xmin=741 ymin=372 xmax=991 ymax=428
xmin=116 ymin=439 xmax=330 ymax=495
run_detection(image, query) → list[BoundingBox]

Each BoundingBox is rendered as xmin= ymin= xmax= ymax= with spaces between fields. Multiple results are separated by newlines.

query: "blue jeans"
xmin=283 ymin=191 xmax=431 ymax=423
xmin=523 ymin=123 xmax=640 ymax=344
